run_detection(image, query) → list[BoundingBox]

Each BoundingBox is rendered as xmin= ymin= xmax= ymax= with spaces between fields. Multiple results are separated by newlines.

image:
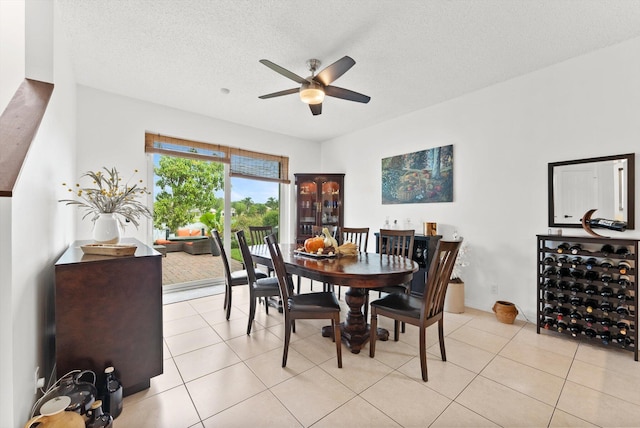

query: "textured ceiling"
xmin=56 ymin=0 xmax=640 ymax=142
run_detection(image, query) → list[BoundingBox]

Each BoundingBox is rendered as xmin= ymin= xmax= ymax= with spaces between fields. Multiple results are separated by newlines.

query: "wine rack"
xmin=537 ymin=235 xmax=639 ymax=361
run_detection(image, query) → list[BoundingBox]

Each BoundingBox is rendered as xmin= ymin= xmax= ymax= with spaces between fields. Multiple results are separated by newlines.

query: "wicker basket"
xmin=492 ymin=300 xmax=518 ymax=324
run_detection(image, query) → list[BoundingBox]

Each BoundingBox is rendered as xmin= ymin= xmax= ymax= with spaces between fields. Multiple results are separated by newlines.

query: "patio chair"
xmin=212 ymin=230 xmax=267 ymax=320
xmin=369 ymin=239 xmax=462 ymax=381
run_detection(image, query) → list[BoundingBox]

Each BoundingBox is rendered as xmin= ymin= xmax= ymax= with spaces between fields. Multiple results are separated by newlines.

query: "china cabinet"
xmin=295 ymin=173 xmax=345 ymax=244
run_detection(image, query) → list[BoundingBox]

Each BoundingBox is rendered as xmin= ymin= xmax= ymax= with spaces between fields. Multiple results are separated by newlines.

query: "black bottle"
xmin=570 ymin=269 xmax=584 ymax=279
xmin=618 ymin=275 xmax=631 ymax=289
xmin=543 ymin=267 xmax=557 ymax=277
xmin=542 ymin=303 xmax=556 ymax=315
xmin=558 ymin=267 xmax=571 ymax=277
xmin=599 ymin=286 xmax=613 ymax=298
xmin=585 ymin=327 xmax=598 ymax=338
xmin=584 ymin=271 xmax=599 ymax=282
xmin=600 ymin=273 xmax=613 ymax=285
xmin=557 ymin=243 xmax=570 ymax=254
xmin=584 ymin=284 xmax=598 ymax=295
xmin=617 ymin=320 xmax=631 ymax=335
xmin=557 ymin=320 xmax=568 ymax=333
xmin=600 ymin=243 xmax=616 ymax=255
xmin=600 ymin=317 xmax=612 ymax=330
xmin=86 ymin=400 xmax=113 ymax=428
xmin=544 ymin=291 xmax=556 ymax=302
xmin=556 ymin=256 xmax=568 ymax=267
xmin=590 ymin=220 xmax=627 ymax=233
xmin=569 ymin=282 xmax=582 ymax=294
xmin=616 ymin=288 xmax=628 ymax=301
xmin=584 ymin=313 xmax=597 ymax=327
xmin=616 ymin=304 xmax=630 ymax=317
xmin=544 ymin=279 xmax=557 ymax=289
xmin=102 ymin=366 xmax=123 ymax=419
xmin=600 ymin=259 xmax=614 ymax=269
xmin=616 ymin=246 xmax=631 ymax=257
xmin=569 ymin=310 xmax=582 ymax=324
xmin=600 ymin=330 xmax=612 ymax=345
xmin=544 ymin=255 xmax=556 ymax=265
xmin=569 ymin=295 xmax=583 ymax=308
xmin=542 ymin=317 xmax=555 ymax=330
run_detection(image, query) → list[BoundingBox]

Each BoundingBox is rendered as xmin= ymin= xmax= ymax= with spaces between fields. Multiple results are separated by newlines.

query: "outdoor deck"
xmin=161 ymin=250 xmax=243 ymax=286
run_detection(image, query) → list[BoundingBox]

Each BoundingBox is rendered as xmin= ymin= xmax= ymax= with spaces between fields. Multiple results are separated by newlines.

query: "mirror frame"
xmin=548 ymin=153 xmax=635 ymax=229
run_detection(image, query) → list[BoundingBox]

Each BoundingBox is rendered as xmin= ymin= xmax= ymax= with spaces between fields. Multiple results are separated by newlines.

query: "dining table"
xmin=249 ymin=243 xmax=419 ymax=353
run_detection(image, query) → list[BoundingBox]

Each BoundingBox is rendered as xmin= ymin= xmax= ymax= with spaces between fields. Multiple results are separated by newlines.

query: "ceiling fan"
xmin=258 ymin=56 xmax=371 ymax=116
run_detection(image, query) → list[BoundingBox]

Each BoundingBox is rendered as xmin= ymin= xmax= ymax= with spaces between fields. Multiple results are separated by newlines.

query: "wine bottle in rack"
xmin=600 ymin=330 xmax=612 ymax=345
xmin=618 ymin=261 xmax=631 ymax=275
xmin=543 ymin=267 xmax=557 ymax=277
xmin=585 ymin=299 xmax=598 ymax=313
xmin=600 ymin=317 xmax=612 ymax=330
xmin=556 ymin=256 xmax=568 ymax=266
xmin=585 ymin=327 xmax=598 ymax=338
xmin=601 ymin=244 xmax=616 ymax=255
xmin=570 ymin=257 xmax=582 ymax=268
xmin=569 ymin=282 xmax=582 ymax=294
xmin=543 ymin=279 xmax=557 ymax=289
xmin=557 ymin=320 xmax=568 ymax=333
xmin=584 ymin=313 xmax=597 ymax=327
xmin=617 ymin=320 xmax=631 ymax=335
xmin=600 ymin=301 xmax=612 ymax=314
xmin=585 ymin=284 xmax=598 ymax=295
xmin=557 ymin=293 xmax=569 ymax=304
xmin=569 ymin=295 xmax=583 ymax=308
xmin=569 ymin=324 xmax=582 ymax=337
xmin=600 ymin=259 xmax=614 ymax=269
xmin=542 ymin=303 xmax=556 ymax=315
xmin=618 ymin=275 xmax=631 ymax=289
xmin=616 ymin=246 xmax=630 ymax=257
xmin=616 ymin=288 xmax=628 ymax=301
xmin=570 ymin=269 xmax=584 ymax=279
xmin=601 ymin=273 xmax=613 ymax=285
xmin=559 ymin=267 xmax=571 ymax=277
xmin=542 ymin=317 xmax=555 ymax=330
xmin=585 ymin=258 xmax=597 ymax=270
xmin=584 ymin=271 xmax=599 ymax=282
xmin=544 ymin=255 xmax=556 ymax=265
xmin=557 ymin=243 xmax=570 ymax=254
xmin=570 ymin=244 xmax=582 ymax=254
xmin=600 ymin=286 xmax=613 ymax=298
xmin=616 ymin=304 xmax=630 ymax=317
xmin=615 ymin=334 xmax=632 ymax=347
xmin=558 ymin=280 xmax=569 ymax=290
xmin=569 ymin=310 xmax=582 ymax=324
xmin=544 ymin=291 xmax=556 ymax=302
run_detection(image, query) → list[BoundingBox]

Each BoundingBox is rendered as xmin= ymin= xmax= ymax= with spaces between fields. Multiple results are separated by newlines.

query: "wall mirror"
xmin=548 ymin=153 xmax=635 ymax=229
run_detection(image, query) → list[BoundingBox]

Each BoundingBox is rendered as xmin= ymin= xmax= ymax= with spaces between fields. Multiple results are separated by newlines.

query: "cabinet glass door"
xmin=298 ymin=180 xmax=318 ymax=238
xmin=321 ymin=180 xmax=341 ymax=227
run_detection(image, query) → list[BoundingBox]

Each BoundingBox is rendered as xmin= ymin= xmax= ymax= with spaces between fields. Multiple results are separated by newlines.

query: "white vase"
xmin=93 ymin=213 xmax=120 ymax=244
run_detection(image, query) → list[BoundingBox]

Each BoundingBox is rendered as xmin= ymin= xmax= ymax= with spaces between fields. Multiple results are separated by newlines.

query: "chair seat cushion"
xmin=289 ymin=292 xmax=340 ymax=312
xmin=373 ymin=284 xmax=409 ymax=295
xmin=370 ymin=293 xmax=422 ymax=319
xmin=229 ymin=270 xmax=250 ymax=285
xmin=254 ymin=276 xmax=279 ymax=290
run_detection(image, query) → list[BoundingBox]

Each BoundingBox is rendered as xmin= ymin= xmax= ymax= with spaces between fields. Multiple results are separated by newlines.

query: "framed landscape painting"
xmin=382 ymin=144 xmax=453 ymax=204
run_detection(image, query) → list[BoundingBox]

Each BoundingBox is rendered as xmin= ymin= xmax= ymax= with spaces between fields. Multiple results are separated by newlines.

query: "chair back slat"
xmin=265 ymin=234 xmax=294 ymax=302
xmin=422 ymin=240 xmax=463 ymax=320
xmin=235 ymin=230 xmax=258 ymax=284
xmin=212 ymin=230 xmax=232 ymax=286
xmin=342 ymin=227 xmax=369 ymax=251
xmin=378 ymin=229 xmax=415 ymax=258
xmin=249 ymin=226 xmax=275 ymax=246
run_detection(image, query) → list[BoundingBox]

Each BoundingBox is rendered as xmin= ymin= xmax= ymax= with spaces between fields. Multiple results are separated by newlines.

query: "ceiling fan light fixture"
xmin=299 ymin=81 xmax=325 ymax=105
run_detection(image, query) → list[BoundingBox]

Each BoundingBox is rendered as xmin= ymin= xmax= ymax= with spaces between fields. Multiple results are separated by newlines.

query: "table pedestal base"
xmin=321 ymin=287 xmax=389 ymax=353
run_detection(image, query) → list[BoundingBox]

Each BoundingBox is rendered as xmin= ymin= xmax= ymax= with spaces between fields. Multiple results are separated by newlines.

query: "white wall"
xmin=321 ymin=36 xmax=640 ymax=320
xmin=0 ymin=1 xmax=77 ymax=426
xmin=74 ymin=86 xmax=321 ymax=245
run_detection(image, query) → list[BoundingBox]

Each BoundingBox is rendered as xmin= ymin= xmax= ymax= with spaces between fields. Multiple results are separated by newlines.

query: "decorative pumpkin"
xmin=304 ymin=236 xmax=325 ymax=253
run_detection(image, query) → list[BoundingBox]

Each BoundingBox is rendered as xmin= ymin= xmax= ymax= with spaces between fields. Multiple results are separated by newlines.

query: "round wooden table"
xmin=249 ymin=244 xmax=418 ymax=353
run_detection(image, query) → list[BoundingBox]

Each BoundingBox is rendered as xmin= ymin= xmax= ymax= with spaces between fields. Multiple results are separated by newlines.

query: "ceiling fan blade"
xmin=315 ymin=56 xmax=355 ymax=86
xmin=324 ymin=85 xmax=371 ymax=103
xmin=259 ymin=59 xmax=308 ymax=85
xmin=309 ymin=103 xmax=322 ymax=115
xmin=258 ymin=88 xmax=299 ymax=99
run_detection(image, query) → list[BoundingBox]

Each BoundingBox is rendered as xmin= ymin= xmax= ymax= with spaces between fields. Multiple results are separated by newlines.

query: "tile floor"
xmin=118 ymin=279 xmax=640 ymax=427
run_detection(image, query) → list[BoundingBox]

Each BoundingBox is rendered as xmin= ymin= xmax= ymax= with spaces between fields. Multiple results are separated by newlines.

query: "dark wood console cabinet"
xmin=375 ymin=233 xmax=442 ymax=295
xmin=54 ymin=238 xmax=163 ymax=395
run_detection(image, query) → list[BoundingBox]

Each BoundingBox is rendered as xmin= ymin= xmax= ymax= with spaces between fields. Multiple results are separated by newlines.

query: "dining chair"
xmin=212 ymin=229 xmax=268 ymax=320
xmin=248 ymin=225 xmax=275 ymax=276
xmin=369 ymin=239 xmax=462 ymax=381
xmin=364 ymin=229 xmax=415 ymax=326
xmin=334 ymin=227 xmax=369 ymax=298
xmin=264 ymin=233 xmax=343 ymax=368
xmin=235 ymin=230 xmax=282 ymax=334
